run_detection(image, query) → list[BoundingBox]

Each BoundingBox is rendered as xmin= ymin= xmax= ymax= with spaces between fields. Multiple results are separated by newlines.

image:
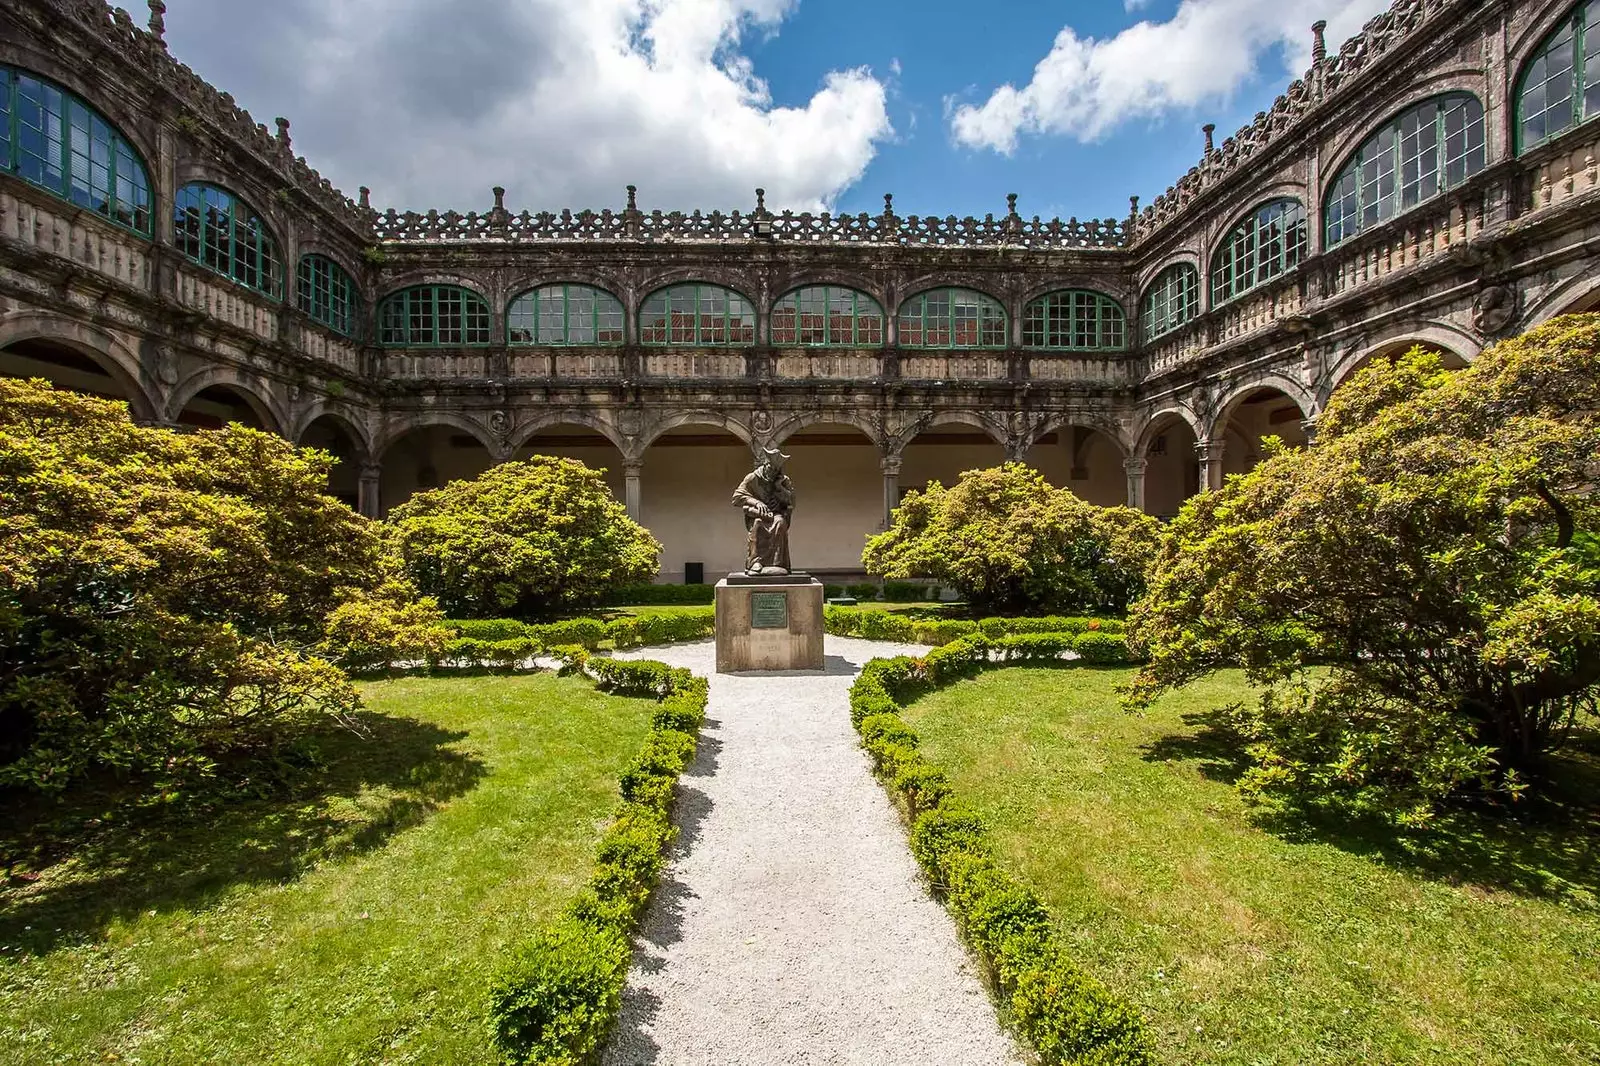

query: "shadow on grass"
xmin=1142 ymin=711 xmax=1600 ymax=909
xmin=0 ymin=711 xmax=486 ymax=953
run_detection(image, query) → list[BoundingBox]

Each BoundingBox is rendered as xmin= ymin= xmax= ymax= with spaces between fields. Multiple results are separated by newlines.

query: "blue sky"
xmin=164 ymin=0 xmax=1391 ymax=220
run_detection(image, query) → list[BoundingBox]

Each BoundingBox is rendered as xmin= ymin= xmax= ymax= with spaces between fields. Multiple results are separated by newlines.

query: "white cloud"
xmin=165 ymin=0 xmax=892 ymax=212
xmin=949 ymin=0 xmax=1391 ymax=154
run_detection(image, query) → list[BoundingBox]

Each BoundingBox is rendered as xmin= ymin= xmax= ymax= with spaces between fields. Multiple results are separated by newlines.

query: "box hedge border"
xmin=850 ymin=631 xmax=1154 ymax=1066
xmin=487 ymin=653 xmax=708 ymax=1065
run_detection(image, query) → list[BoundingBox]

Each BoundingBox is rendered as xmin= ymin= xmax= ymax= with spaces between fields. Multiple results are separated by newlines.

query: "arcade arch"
xmin=639 ymin=424 xmax=752 ymax=584
xmin=0 ymin=337 xmax=148 ymax=416
xmin=378 ymin=423 xmax=494 ymax=515
xmin=299 ymin=414 xmax=365 ymax=510
xmin=1138 ymin=412 xmax=1201 ymax=519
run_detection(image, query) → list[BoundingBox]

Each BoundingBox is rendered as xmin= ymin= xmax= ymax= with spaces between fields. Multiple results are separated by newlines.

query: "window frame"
xmin=1210 ymin=198 xmax=1309 ymax=308
xmin=638 ymin=283 xmax=757 ymax=347
xmin=174 ymin=182 xmax=282 ymax=299
xmin=896 ymin=288 xmax=1009 ymax=349
xmin=377 ymin=284 xmax=493 ymax=347
xmin=297 ymin=253 xmax=358 ymax=337
xmin=507 ymin=283 xmax=627 ymax=346
xmin=1516 ymin=0 xmax=1600 ymax=154
xmin=0 ymin=64 xmax=152 ymax=236
xmin=1021 ymin=289 xmax=1127 ymax=351
xmin=770 ymin=285 xmax=886 ymax=347
xmin=1140 ymin=263 xmax=1201 ymax=341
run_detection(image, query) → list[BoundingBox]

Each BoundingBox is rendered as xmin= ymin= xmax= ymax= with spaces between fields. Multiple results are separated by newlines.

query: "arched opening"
xmin=1556 ymin=286 xmax=1600 ymax=315
xmin=513 ymin=425 xmax=627 ymax=502
xmin=176 ymin=384 xmax=270 ymax=431
xmin=300 ymin=415 xmax=363 ymax=509
xmin=1328 ymin=339 xmax=1470 ymax=403
xmin=0 ymin=338 xmax=141 ymax=412
xmin=379 ymin=424 xmax=494 ymax=515
xmin=1023 ymin=426 xmax=1127 ymax=507
xmin=1216 ymin=388 xmax=1310 ymax=478
xmin=640 ymin=425 xmax=750 ymax=583
xmin=780 ymin=423 xmax=881 ymax=576
xmin=898 ymin=423 xmax=1006 ymax=499
xmin=1142 ymin=415 xmax=1200 ymax=519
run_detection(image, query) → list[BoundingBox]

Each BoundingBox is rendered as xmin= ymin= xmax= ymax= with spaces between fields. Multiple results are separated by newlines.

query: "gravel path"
xmin=601 ymin=636 xmax=1023 ymax=1066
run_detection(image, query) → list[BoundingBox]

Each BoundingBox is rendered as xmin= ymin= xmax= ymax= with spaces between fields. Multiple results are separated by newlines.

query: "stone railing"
xmin=1142 ymin=319 xmax=1208 ymax=378
xmin=0 ymin=184 xmax=153 ymax=292
xmin=1524 ymin=127 xmax=1600 ymax=217
xmin=1322 ymin=186 xmax=1490 ymax=300
xmin=1209 ymin=276 xmax=1304 ymax=347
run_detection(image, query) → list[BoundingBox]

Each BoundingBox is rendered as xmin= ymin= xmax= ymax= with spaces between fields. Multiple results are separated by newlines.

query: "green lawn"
xmin=901 ymin=668 xmax=1600 ymax=1065
xmin=0 ymin=674 xmax=652 ymax=1065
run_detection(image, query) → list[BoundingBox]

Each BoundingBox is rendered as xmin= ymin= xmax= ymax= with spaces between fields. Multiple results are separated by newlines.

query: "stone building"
xmin=1 ymin=0 xmax=1597 ymax=581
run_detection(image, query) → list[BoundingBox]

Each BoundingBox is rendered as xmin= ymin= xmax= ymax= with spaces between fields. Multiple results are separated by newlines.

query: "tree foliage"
xmin=1127 ymin=316 xmax=1600 ymax=824
xmin=0 ymin=379 xmax=439 ymax=795
xmin=387 ymin=457 xmax=661 ymax=618
xmin=863 ymin=463 xmax=1161 ymax=616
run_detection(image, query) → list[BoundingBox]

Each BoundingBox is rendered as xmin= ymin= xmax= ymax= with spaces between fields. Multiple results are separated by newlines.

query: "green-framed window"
xmin=639 ymin=284 xmax=755 ymax=345
xmin=0 ymin=64 xmax=151 ymax=236
xmin=897 ymin=288 xmax=1007 ymax=348
xmin=297 ymin=254 xmax=357 ymax=337
xmin=1211 ymin=198 xmax=1308 ymax=307
xmin=377 ymin=285 xmax=492 ymax=346
xmin=174 ymin=183 xmax=281 ymax=298
xmin=1517 ymin=0 xmax=1600 ymax=153
xmin=771 ymin=286 xmax=885 ymax=346
xmin=1325 ymin=94 xmax=1485 ymax=247
xmin=508 ymin=284 xmax=625 ymax=345
xmin=1022 ymin=290 xmax=1126 ymax=350
xmin=1141 ymin=263 xmax=1200 ymax=340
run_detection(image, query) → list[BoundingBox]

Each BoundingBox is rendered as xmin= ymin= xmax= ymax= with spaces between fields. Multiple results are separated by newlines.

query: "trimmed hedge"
xmin=439 ymin=610 xmax=717 ymax=669
xmin=849 ymin=642 xmax=1154 ymax=1065
xmin=602 ymin=584 xmax=717 ymax=606
xmin=824 ymin=607 xmax=1125 ymax=648
xmin=488 ymin=655 xmax=707 ymax=1064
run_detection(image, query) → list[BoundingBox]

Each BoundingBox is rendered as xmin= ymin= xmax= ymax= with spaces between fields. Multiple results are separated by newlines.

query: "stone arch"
xmin=770 ymin=274 xmax=890 ymax=314
xmin=1523 ymin=273 xmax=1600 ymax=327
xmin=1133 ymin=406 xmax=1203 ymax=517
xmin=375 ymin=411 xmax=499 ymax=459
xmin=298 ymin=412 xmax=368 ymax=510
xmin=1132 ymin=405 xmax=1204 ymax=458
xmin=1209 ymin=374 xmax=1318 ymax=442
xmin=638 ymin=416 xmax=757 ymax=584
xmin=1322 ymin=326 xmax=1479 ymax=406
xmin=508 ymin=410 xmax=628 ymax=454
xmin=885 ymin=410 xmax=1006 ymax=456
xmin=1024 ymin=419 xmax=1129 ymax=507
xmin=778 ymin=420 xmax=886 ymax=568
xmin=0 ymin=48 xmax=161 ymax=175
xmin=636 ymin=410 xmax=754 ymax=454
xmin=0 ymin=309 xmax=156 ymax=420
xmin=770 ymin=410 xmax=885 ymax=450
xmin=892 ymin=412 xmax=1009 ymax=504
xmin=376 ymin=416 xmax=499 ymax=515
xmin=1509 ymin=0 xmax=1592 ymax=86
xmin=166 ymin=368 xmax=287 ymax=433
xmin=1319 ymin=77 xmax=1493 ymax=178
xmin=291 ymin=403 xmax=373 ymax=462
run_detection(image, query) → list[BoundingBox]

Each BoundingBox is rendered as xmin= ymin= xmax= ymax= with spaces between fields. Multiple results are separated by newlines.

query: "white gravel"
xmin=601 ymin=636 xmax=1023 ymax=1066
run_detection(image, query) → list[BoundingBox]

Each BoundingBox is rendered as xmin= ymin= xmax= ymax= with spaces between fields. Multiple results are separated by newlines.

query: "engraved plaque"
xmin=751 ymin=591 xmax=789 ymax=629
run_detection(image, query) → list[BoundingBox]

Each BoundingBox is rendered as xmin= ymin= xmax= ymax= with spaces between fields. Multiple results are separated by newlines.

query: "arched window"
xmin=377 ymin=285 xmax=492 ymax=346
xmin=507 ymin=284 xmax=625 ymax=345
xmin=1211 ymin=198 xmax=1308 ymax=307
xmin=1517 ymin=0 xmax=1600 ymax=152
xmin=771 ymin=286 xmax=885 ymax=346
xmin=897 ymin=288 xmax=1007 ymax=348
xmin=297 ymin=254 xmax=358 ymax=337
xmin=1022 ymin=290 xmax=1126 ymax=350
xmin=0 ymin=65 xmax=152 ymax=235
xmin=639 ymin=284 xmax=755 ymax=345
xmin=174 ymin=183 xmax=281 ymax=298
xmin=1325 ymin=94 xmax=1486 ymax=247
xmin=1141 ymin=263 xmax=1200 ymax=340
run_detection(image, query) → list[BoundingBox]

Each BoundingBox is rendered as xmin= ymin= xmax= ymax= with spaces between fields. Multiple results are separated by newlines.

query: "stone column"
xmin=623 ymin=459 xmax=644 ymax=521
xmin=1196 ymin=438 xmax=1226 ymax=492
xmin=879 ymin=455 xmax=902 ymax=529
xmin=1123 ymin=457 xmax=1148 ymax=512
xmin=358 ymin=462 xmax=382 ymax=519
xmin=1300 ymin=417 xmax=1320 ymax=447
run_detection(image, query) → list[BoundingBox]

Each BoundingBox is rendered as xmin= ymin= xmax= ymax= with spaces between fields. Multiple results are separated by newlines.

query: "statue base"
xmin=714 ymin=576 xmax=824 ymax=673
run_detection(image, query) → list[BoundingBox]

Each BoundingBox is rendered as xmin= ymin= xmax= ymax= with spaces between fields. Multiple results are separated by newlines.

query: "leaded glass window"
xmin=639 ymin=284 xmax=756 ymax=345
xmin=174 ymin=183 xmax=281 ymax=298
xmin=1325 ymin=94 xmax=1486 ymax=247
xmin=897 ymin=288 xmax=1007 ymax=348
xmin=770 ymin=286 xmax=885 ymax=346
xmin=1022 ymin=290 xmax=1126 ymax=350
xmin=1141 ymin=263 xmax=1200 ymax=340
xmin=297 ymin=254 xmax=357 ymax=336
xmin=377 ymin=285 xmax=492 ymax=346
xmin=508 ymin=284 xmax=625 ymax=345
xmin=1518 ymin=0 xmax=1600 ymax=152
xmin=0 ymin=65 xmax=151 ymax=235
xmin=1211 ymin=199 xmax=1308 ymax=307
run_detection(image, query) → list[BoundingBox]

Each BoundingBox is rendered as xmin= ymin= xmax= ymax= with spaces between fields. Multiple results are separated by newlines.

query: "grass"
xmin=901 ymin=667 xmax=1600 ymax=1065
xmin=0 ymin=673 xmax=653 ymax=1065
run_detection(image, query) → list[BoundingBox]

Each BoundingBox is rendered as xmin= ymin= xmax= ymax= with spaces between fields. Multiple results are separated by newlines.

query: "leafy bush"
xmin=532 ymin=618 xmax=609 ymax=650
xmin=847 ymin=581 xmax=880 ymax=601
xmin=602 ymin=583 xmax=716 ymax=606
xmin=488 ymin=918 xmax=630 ymax=1065
xmin=883 ymin=580 xmax=935 ymax=602
xmin=863 ymin=463 xmax=1162 ymax=615
xmin=1128 ymin=317 xmax=1600 ymax=822
xmin=388 ymin=457 xmax=661 ymax=619
xmin=1071 ymin=632 xmax=1132 ymax=665
xmin=449 ymin=618 xmax=534 ymax=642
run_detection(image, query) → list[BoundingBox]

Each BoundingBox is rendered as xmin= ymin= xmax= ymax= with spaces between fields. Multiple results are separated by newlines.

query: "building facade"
xmin=2 ymin=0 xmax=1597 ymax=580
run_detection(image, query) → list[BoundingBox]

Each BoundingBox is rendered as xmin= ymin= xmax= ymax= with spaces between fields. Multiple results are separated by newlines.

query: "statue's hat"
xmin=761 ymin=445 xmax=791 ymax=467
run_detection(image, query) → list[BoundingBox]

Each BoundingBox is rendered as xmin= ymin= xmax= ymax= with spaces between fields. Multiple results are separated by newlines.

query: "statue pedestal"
xmin=714 ymin=574 xmax=824 ymax=673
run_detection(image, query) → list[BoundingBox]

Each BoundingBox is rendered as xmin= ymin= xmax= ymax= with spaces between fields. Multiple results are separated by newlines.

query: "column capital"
xmin=1194 ymin=437 xmax=1226 ymax=462
xmin=1299 ymin=416 xmax=1320 ymax=446
xmin=1122 ymin=456 xmax=1149 ymax=475
xmin=622 ymin=458 xmax=644 ymax=475
xmin=879 ymin=455 xmax=903 ymax=476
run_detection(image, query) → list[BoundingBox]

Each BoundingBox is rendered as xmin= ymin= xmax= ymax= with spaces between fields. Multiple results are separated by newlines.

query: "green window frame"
xmin=770 ymin=286 xmax=885 ymax=346
xmin=1211 ymin=198 xmax=1308 ymax=308
xmin=639 ymin=284 xmax=756 ymax=346
xmin=897 ymin=288 xmax=1007 ymax=349
xmin=507 ymin=284 xmax=625 ymax=345
xmin=1516 ymin=0 xmax=1600 ymax=153
xmin=377 ymin=285 xmax=492 ymax=346
xmin=174 ymin=183 xmax=281 ymax=298
xmin=1325 ymin=93 xmax=1486 ymax=248
xmin=1141 ymin=263 xmax=1200 ymax=340
xmin=297 ymin=254 xmax=357 ymax=337
xmin=1022 ymin=290 xmax=1126 ymax=350
xmin=0 ymin=64 xmax=151 ymax=236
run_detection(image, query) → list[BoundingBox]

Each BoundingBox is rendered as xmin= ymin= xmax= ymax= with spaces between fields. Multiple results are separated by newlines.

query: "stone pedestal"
xmin=715 ymin=574 xmax=825 ymax=673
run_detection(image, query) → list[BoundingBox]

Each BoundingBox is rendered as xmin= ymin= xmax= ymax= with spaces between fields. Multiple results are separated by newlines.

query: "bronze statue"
xmin=732 ymin=446 xmax=795 ymax=575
